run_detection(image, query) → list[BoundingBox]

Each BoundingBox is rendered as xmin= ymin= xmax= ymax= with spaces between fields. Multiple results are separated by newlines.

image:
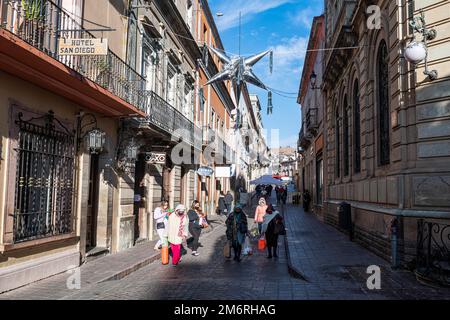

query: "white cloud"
xmin=288 ymin=7 xmax=315 ymax=28
xmin=212 ymin=0 xmax=294 ymax=31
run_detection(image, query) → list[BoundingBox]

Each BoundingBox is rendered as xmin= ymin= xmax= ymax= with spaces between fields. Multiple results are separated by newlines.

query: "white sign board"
xmin=59 ymin=38 xmax=108 ymax=56
xmin=215 ymin=166 xmax=231 ymax=178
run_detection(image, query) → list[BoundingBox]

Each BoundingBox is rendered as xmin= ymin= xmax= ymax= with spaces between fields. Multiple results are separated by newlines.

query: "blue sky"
xmin=209 ymin=0 xmax=324 ymax=147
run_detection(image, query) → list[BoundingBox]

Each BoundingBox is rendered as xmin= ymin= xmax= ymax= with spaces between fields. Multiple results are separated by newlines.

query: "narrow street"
xmin=1 ymin=200 xmax=449 ymax=300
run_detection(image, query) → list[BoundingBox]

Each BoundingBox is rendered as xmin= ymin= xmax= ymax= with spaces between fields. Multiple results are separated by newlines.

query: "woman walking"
xmin=153 ymin=200 xmax=170 ymax=250
xmin=226 ymin=204 xmax=248 ymax=262
xmin=218 ymin=192 xmax=226 ymax=215
xmin=167 ymin=204 xmax=189 ymax=266
xmin=188 ymin=200 xmax=203 ymax=256
xmin=254 ymin=197 xmax=268 ymax=234
xmin=261 ymin=204 xmax=285 ymax=259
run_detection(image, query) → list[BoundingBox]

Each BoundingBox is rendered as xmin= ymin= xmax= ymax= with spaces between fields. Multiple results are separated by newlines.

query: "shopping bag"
xmin=258 ymin=236 xmax=266 ymax=251
xmin=161 ymin=246 xmax=169 ymax=265
xmin=223 ymin=242 xmax=231 ymax=258
xmin=243 ymin=237 xmax=253 ymax=256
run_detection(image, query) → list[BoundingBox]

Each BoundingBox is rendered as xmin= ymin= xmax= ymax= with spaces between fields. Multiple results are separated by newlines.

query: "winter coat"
xmin=226 ymin=211 xmax=248 ymax=245
xmin=218 ymin=196 xmax=226 ymax=211
xmin=264 ymin=213 xmax=283 ymax=247
xmin=254 ymin=205 xmax=268 ymax=223
xmin=167 ymin=212 xmax=189 ymax=245
xmin=224 ymin=193 xmax=234 ymax=205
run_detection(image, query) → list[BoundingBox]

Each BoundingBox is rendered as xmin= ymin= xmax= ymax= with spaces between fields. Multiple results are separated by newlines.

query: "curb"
xmin=280 ymin=204 xmax=308 ymax=282
xmin=98 ymin=220 xmax=226 ymax=283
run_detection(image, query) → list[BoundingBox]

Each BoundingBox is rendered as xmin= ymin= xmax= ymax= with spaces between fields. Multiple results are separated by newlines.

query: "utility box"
xmin=337 ymin=202 xmax=352 ymax=239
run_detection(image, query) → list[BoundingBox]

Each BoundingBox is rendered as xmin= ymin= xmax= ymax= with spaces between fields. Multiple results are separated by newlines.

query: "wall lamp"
xmin=404 ymin=10 xmax=438 ymax=80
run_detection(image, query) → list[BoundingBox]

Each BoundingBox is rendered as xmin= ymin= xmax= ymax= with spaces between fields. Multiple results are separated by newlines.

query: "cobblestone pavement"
xmin=1 ymin=201 xmax=450 ymax=300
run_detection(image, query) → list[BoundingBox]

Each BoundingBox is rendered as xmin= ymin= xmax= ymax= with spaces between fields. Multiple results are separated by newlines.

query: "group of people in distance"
xmin=153 ymin=200 xmax=209 ymax=267
xmin=225 ymin=197 xmax=286 ymax=262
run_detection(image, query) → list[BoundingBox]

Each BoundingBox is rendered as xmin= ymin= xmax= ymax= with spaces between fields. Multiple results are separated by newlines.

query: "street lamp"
xmin=310 ymin=70 xmax=320 ymax=90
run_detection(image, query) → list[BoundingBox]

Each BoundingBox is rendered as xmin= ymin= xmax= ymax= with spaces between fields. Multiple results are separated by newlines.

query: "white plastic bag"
xmin=242 ymin=236 xmax=253 ymax=256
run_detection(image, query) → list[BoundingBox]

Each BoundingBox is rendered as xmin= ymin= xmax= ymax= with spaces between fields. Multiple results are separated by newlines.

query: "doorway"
xmin=86 ymin=154 xmax=99 ymax=250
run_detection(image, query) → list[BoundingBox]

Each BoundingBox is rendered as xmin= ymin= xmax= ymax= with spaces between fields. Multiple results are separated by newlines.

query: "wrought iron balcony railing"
xmin=306 ymin=107 xmax=318 ymax=134
xmin=139 ymin=90 xmax=201 ymax=148
xmin=0 ymin=0 xmax=145 ymax=111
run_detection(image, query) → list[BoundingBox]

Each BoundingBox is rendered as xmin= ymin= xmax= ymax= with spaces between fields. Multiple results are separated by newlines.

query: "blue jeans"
xmin=258 ymin=223 xmax=263 ymax=235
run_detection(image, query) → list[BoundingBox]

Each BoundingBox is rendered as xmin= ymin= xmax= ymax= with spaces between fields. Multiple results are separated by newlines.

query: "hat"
xmin=175 ymin=204 xmax=186 ymax=212
xmin=234 ymin=203 xmax=242 ymax=210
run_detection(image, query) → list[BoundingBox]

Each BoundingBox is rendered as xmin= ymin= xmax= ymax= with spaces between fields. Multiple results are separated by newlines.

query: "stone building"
xmin=322 ymin=0 xmax=450 ymax=274
xmin=297 ymin=15 xmax=326 ymax=218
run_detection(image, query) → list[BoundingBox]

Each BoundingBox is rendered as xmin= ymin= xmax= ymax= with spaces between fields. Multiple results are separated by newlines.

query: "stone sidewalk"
xmin=0 ymin=215 xmax=225 ymax=299
xmin=282 ymin=203 xmax=450 ymax=299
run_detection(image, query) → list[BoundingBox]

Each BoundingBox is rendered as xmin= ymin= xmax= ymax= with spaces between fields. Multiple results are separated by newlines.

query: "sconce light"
xmin=76 ymin=112 xmax=106 ymax=155
xmin=310 ymin=70 xmax=318 ymax=89
xmin=404 ymin=10 xmax=438 ymax=80
xmin=86 ymin=128 xmax=106 ymax=155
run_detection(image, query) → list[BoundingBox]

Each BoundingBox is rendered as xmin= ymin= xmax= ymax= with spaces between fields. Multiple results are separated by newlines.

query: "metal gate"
xmin=13 ymin=111 xmax=75 ymax=243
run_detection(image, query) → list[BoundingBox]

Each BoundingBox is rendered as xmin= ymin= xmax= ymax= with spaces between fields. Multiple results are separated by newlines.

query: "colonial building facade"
xmin=319 ymin=0 xmax=450 ymax=276
xmin=0 ymin=0 xmax=262 ymax=292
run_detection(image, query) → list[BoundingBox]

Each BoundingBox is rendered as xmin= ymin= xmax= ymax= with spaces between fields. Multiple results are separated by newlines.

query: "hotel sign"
xmin=58 ymin=38 xmax=108 ymax=56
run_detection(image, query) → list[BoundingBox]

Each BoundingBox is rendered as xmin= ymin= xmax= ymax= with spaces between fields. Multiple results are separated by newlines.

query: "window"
xmin=343 ymin=95 xmax=350 ymax=176
xmin=142 ymin=44 xmax=159 ymax=92
xmin=183 ymin=83 xmax=193 ymax=120
xmin=377 ymin=40 xmax=390 ymax=166
xmin=127 ymin=12 xmax=138 ymax=70
xmin=353 ymin=79 xmax=361 ymax=173
xmin=335 ymin=105 xmax=341 ymax=178
xmin=13 ymin=112 xmax=75 ymax=243
xmin=186 ymin=0 xmax=193 ymax=32
xmin=203 ymin=24 xmax=208 ymax=44
xmin=166 ymin=63 xmax=176 ymax=106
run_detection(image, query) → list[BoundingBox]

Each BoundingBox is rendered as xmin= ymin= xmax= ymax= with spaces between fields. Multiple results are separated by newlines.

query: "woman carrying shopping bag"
xmin=261 ymin=204 xmax=285 ymax=259
xmin=225 ymin=204 xmax=248 ymax=262
xmin=167 ymin=204 xmax=189 ymax=266
xmin=254 ymin=197 xmax=268 ymax=235
xmin=153 ymin=200 xmax=170 ymax=250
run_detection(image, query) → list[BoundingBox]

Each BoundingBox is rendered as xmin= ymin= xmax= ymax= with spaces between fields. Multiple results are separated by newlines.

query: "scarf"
xmin=177 ymin=213 xmax=186 ymax=238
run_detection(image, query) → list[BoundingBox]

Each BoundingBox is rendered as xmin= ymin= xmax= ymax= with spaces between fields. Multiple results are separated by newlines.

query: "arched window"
xmin=353 ymin=79 xmax=361 ymax=173
xmin=377 ymin=40 xmax=390 ymax=166
xmin=343 ymin=95 xmax=350 ymax=176
xmin=335 ymin=105 xmax=341 ymax=179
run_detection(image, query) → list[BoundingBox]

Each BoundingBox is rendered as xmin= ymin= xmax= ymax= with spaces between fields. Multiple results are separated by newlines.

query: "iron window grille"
xmin=13 ymin=111 xmax=75 ymax=243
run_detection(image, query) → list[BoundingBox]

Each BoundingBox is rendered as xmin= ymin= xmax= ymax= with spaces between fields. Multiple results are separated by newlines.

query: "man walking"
xmin=224 ymin=191 xmax=234 ymax=215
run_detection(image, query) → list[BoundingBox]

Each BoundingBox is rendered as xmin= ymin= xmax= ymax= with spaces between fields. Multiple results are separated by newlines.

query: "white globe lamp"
xmin=404 ymin=41 xmax=427 ymax=64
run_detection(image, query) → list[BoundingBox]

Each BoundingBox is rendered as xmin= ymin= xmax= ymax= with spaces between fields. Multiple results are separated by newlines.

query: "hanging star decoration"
xmin=205 ymin=47 xmax=274 ymax=115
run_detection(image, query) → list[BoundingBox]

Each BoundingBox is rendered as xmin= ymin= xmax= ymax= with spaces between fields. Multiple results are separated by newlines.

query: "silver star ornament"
xmin=205 ymin=47 xmax=272 ymax=104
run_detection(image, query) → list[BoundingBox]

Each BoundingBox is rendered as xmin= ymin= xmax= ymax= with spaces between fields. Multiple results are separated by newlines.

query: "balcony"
xmin=0 ymin=0 xmax=145 ymax=117
xmin=138 ymin=90 xmax=202 ymax=149
xmin=306 ymin=107 xmax=318 ymax=135
xmin=298 ymin=127 xmax=312 ymax=149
